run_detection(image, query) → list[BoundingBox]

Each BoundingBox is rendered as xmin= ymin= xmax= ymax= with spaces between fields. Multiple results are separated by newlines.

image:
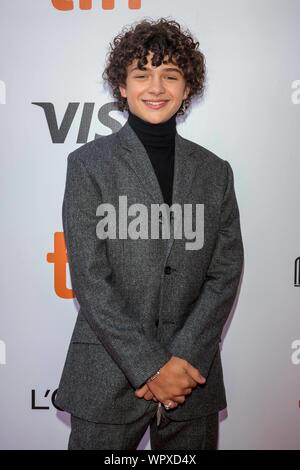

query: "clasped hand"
xmin=134 ymin=356 xmax=206 ymax=409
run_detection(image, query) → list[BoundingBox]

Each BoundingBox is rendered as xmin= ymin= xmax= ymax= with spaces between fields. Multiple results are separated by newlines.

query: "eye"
xmin=166 ymin=76 xmax=178 ymax=80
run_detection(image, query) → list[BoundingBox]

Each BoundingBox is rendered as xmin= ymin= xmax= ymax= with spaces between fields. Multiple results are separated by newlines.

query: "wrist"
xmin=146 ymin=368 xmax=161 ymax=384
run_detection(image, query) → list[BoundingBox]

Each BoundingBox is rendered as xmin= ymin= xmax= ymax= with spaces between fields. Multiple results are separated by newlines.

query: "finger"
xmin=135 ymin=384 xmax=148 ymax=398
xmin=189 ymin=375 xmax=198 ymax=385
xmin=172 ymin=395 xmax=186 ymax=404
xmin=186 ymin=365 xmax=206 ymax=384
xmin=184 ymin=377 xmax=198 ymax=388
xmin=164 ymin=400 xmax=178 ymax=409
xmin=143 ymin=391 xmax=154 ymax=401
xmin=147 ymin=381 xmax=161 ymax=398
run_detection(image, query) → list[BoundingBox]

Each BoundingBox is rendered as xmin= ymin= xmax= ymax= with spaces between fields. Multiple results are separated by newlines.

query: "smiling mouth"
xmin=142 ymin=100 xmax=169 ymax=110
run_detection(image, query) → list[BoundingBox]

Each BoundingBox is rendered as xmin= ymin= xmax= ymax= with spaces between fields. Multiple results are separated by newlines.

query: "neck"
xmin=127 ymin=110 xmax=177 ymax=147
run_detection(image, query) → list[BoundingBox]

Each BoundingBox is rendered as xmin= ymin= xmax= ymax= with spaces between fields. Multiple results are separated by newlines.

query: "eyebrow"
xmin=130 ymin=65 xmax=183 ymax=75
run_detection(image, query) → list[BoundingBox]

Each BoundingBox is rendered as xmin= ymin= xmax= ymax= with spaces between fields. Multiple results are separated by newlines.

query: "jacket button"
xmin=155 ymin=320 xmax=159 ymax=327
xmin=164 ymin=266 xmax=172 ymax=275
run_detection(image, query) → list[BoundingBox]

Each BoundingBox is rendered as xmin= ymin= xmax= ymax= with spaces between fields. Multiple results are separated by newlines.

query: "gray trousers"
xmin=68 ymin=404 xmax=219 ymax=450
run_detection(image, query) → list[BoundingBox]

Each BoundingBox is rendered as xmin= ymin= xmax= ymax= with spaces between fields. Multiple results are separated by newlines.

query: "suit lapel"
xmin=167 ymin=129 xmax=198 ymax=258
xmin=117 ymin=120 xmax=198 ymax=258
xmin=117 ymin=120 xmax=165 ymax=205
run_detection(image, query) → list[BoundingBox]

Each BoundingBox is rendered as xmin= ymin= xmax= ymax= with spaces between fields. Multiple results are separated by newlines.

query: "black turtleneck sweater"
xmin=127 ymin=110 xmax=176 ymax=207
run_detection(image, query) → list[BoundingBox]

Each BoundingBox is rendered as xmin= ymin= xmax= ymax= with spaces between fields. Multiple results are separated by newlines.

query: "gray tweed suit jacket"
xmin=55 ymin=120 xmax=244 ymax=423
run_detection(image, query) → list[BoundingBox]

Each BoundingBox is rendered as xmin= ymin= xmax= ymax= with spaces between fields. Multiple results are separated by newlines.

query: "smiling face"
xmin=119 ymin=51 xmax=190 ymax=124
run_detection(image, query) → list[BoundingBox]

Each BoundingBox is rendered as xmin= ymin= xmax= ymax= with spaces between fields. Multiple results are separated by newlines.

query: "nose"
xmin=147 ymin=75 xmax=166 ymax=95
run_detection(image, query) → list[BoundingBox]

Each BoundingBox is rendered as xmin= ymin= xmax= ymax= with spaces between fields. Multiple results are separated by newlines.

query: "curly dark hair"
xmin=102 ymin=17 xmax=206 ymax=116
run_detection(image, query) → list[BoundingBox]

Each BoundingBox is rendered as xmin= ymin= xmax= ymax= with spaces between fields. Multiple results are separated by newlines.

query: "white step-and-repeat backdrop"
xmin=0 ymin=0 xmax=299 ymax=450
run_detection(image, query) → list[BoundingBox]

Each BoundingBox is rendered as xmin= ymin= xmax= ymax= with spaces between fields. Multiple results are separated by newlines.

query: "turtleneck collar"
xmin=127 ymin=109 xmax=177 ymax=147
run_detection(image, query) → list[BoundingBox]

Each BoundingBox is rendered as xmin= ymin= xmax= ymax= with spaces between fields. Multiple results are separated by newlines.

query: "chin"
xmin=144 ymin=112 xmax=171 ymax=123
xmin=147 ymin=115 xmax=165 ymax=123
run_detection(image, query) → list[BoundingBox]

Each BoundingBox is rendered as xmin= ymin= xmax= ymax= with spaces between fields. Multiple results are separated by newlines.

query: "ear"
xmin=119 ymin=84 xmax=127 ymax=99
xmin=183 ymin=86 xmax=190 ymax=101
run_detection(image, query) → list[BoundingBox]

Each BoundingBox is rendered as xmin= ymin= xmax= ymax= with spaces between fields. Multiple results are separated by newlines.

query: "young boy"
xmin=55 ymin=18 xmax=244 ymax=450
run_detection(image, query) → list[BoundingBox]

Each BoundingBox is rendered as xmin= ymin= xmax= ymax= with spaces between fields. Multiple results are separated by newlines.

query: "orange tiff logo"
xmin=52 ymin=0 xmax=141 ymax=10
xmin=47 ymin=232 xmax=75 ymax=299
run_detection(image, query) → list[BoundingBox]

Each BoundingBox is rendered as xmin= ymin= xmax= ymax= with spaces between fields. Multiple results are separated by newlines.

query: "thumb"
xmin=186 ymin=364 xmax=206 ymax=384
xmin=135 ymin=384 xmax=147 ymax=397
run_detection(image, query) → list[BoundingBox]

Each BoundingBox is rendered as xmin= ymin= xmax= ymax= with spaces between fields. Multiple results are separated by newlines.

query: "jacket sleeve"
xmin=62 ymin=151 xmax=172 ymax=389
xmin=168 ymin=160 xmax=244 ymax=378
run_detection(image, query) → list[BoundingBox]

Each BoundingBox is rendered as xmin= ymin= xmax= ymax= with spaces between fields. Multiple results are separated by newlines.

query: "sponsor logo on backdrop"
xmin=0 ymin=340 xmax=6 ymax=365
xmin=47 ymin=232 xmax=75 ymax=299
xmin=0 ymin=80 xmax=6 ymax=104
xmin=291 ymin=80 xmax=300 ymax=104
xmin=31 ymin=389 xmax=62 ymax=411
xmin=294 ymin=257 xmax=300 ymax=286
xmin=291 ymin=340 xmax=300 ymax=365
xmin=32 ymin=101 xmax=122 ymax=143
xmin=51 ymin=0 xmax=141 ymax=10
